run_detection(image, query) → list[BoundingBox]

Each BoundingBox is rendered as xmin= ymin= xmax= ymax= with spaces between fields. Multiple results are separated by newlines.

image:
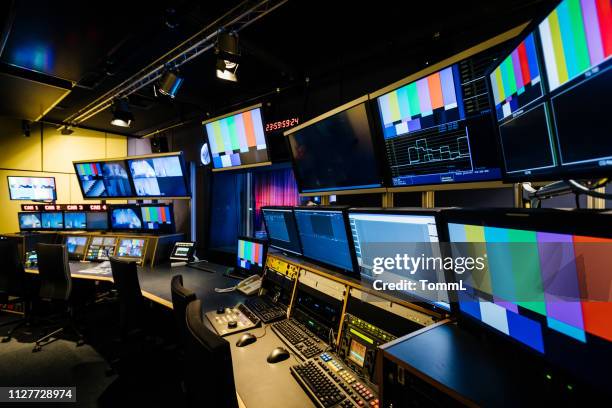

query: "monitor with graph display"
xmin=8 ymin=176 xmax=57 ymax=201
xmin=74 ymin=160 xmax=134 ymax=198
xmin=374 ymin=48 xmax=504 ymax=187
xmin=203 ymin=105 xmax=270 ymax=171
xmin=445 ymin=208 xmax=612 ymax=391
xmin=127 ymin=153 xmax=189 ymax=198
xmin=488 ymin=0 xmax=611 ymax=180
xmin=140 ymin=204 xmax=175 ymax=233
xmin=236 ymin=237 xmax=266 ymax=275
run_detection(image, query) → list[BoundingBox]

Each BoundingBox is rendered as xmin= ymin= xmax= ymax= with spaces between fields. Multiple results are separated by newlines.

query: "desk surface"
xmin=27 ymin=262 xmax=314 ymax=408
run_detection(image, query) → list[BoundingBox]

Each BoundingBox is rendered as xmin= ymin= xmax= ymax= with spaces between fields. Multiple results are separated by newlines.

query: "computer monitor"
xmin=445 ymin=208 xmax=612 ymax=391
xmin=8 ymin=176 xmax=56 ymax=201
xmin=203 ymin=105 xmax=271 ymax=171
xmin=86 ymin=212 xmax=109 ymax=230
xmin=487 ymin=0 xmax=612 ymax=181
xmin=140 ymin=204 xmax=175 ymax=233
xmin=261 ymin=206 xmax=302 ymax=255
xmin=348 ymin=209 xmax=450 ymax=310
xmin=64 ymin=212 xmax=87 ymax=229
xmin=372 ymin=46 xmax=504 ymax=187
xmin=41 ymin=212 xmax=63 ymax=230
xmin=65 ymin=236 xmax=89 ymax=259
xmin=293 ymin=207 xmax=358 ymax=276
xmin=110 ymin=206 xmax=142 ymax=231
xmin=127 ymin=153 xmax=190 ymax=198
xmin=85 ymin=236 xmax=117 ymax=261
xmin=18 ymin=212 xmax=42 ymax=231
xmin=286 ymin=99 xmax=384 ymax=193
xmin=116 ymin=238 xmax=147 ymax=261
xmin=74 ymin=160 xmax=134 ymax=198
xmin=236 ymin=237 xmax=266 ymax=275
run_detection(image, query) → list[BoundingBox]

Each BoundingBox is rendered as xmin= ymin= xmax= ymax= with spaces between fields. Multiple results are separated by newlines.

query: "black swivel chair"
xmin=109 ymin=257 xmax=147 ymax=340
xmin=184 ymin=299 xmax=238 ymax=408
xmin=34 ymin=243 xmax=84 ymax=351
xmin=170 ymin=274 xmax=196 ymax=346
xmin=0 ymin=240 xmax=31 ymax=340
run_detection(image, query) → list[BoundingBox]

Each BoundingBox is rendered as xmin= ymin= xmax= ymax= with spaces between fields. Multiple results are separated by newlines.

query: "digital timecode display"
xmin=265 ymin=118 xmax=299 ymax=132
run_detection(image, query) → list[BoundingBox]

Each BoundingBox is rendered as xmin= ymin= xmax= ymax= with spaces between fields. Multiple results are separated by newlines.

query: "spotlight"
xmin=215 ymin=31 xmax=240 ymax=82
xmin=216 ymin=59 xmax=238 ymax=82
xmin=60 ymin=126 xmax=74 ymax=135
xmin=110 ymin=99 xmax=134 ymax=128
xmin=157 ymin=70 xmax=184 ymax=98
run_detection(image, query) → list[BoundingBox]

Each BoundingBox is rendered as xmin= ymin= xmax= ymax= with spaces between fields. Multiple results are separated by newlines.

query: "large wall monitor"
xmin=203 ymin=105 xmax=271 ymax=171
xmin=488 ymin=0 xmax=611 ymax=181
xmin=286 ymin=98 xmax=384 ymax=192
xmin=262 ymin=207 xmax=302 ymax=255
xmin=18 ymin=212 xmax=42 ymax=231
xmin=86 ymin=212 xmax=109 ymax=230
xmin=74 ymin=160 xmax=134 ymax=198
xmin=64 ymin=212 xmax=87 ymax=229
xmin=41 ymin=212 xmax=63 ymax=230
xmin=110 ymin=206 xmax=143 ymax=231
xmin=127 ymin=153 xmax=189 ymax=198
xmin=140 ymin=204 xmax=175 ymax=233
xmin=8 ymin=176 xmax=57 ymax=201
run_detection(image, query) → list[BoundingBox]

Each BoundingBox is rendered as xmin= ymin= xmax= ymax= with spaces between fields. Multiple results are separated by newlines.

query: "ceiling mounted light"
xmin=215 ymin=31 xmax=240 ymax=82
xmin=60 ymin=126 xmax=74 ymax=135
xmin=216 ymin=59 xmax=238 ymax=82
xmin=110 ymin=99 xmax=134 ymax=128
xmin=158 ymin=69 xmax=184 ymax=98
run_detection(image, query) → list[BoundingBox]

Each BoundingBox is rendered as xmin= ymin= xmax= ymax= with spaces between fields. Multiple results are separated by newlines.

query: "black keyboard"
xmin=244 ymin=297 xmax=286 ymax=323
xmin=291 ymin=360 xmax=352 ymax=408
xmin=272 ymin=319 xmax=326 ymax=359
xmin=187 ymin=260 xmax=230 ymax=274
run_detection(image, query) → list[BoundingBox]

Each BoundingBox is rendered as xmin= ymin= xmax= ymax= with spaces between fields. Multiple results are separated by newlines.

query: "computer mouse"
xmin=266 ymin=347 xmax=290 ymax=364
xmin=236 ymin=333 xmax=257 ymax=347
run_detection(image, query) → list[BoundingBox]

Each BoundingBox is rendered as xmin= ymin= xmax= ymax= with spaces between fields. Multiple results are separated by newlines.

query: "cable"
xmin=575 ymin=193 xmax=581 ymax=209
xmin=255 ymin=323 xmax=268 ymax=339
xmin=568 ymin=179 xmax=612 ymax=199
xmin=214 ymin=285 xmax=237 ymax=293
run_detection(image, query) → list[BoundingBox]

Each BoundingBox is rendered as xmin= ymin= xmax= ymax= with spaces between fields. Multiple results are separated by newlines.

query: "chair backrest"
xmin=171 ymin=274 xmax=197 ymax=345
xmin=110 ymin=257 xmax=145 ymax=336
xmin=0 ymin=239 xmax=25 ymax=297
xmin=184 ymin=299 xmax=238 ymax=408
xmin=37 ymin=243 xmax=71 ymax=301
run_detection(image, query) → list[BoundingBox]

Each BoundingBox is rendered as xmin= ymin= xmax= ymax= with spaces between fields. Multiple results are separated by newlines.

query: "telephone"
xmin=236 ymin=275 xmax=262 ymax=296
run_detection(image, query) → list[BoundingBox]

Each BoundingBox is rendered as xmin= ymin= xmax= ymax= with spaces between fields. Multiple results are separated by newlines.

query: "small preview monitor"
xmin=348 ymin=209 xmax=450 ymax=310
xmin=140 ymin=204 xmax=174 ymax=233
xmin=204 ymin=105 xmax=270 ymax=171
xmin=236 ymin=237 xmax=266 ymax=275
xmin=110 ymin=206 xmax=142 ymax=231
xmin=86 ymin=211 xmax=108 ymax=230
xmin=261 ymin=207 xmax=302 ymax=255
xmin=64 ymin=212 xmax=87 ymax=229
xmin=170 ymin=242 xmax=196 ymax=261
xmin=294 ymin=207 xmax=357 ymax=276
xmin=348 ymin=339 xmax=367 ymax=368
xmin=65 ymin=236 xmax=89 ymax=259
xmin=127 ymin=153 xmax=189 ymax=198
xmin=117 ymin=238 xmax=147 ymax=260
xmin=41 ymin=212 xmax=63 ymax=229
xmin=286 ymin=99 xmax=384 ymax=192
xmin=18 ymin=212 xmax=42 ymax=231
xmin=8 ymin=176 xmax=57 ymax=201
xmin=74 ymin=160 xmax=134 ymax=198
xmin=85 ymin=236 xmax=117 ymax=261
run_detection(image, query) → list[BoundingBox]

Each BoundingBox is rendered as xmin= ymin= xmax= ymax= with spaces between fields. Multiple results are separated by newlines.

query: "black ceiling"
xmin=0 ymin=0 xmax=555 ymax=136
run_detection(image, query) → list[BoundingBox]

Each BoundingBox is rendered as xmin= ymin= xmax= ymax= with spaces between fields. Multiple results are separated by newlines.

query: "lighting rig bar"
xmin=61 ymin=0 xmax=289 ymax=127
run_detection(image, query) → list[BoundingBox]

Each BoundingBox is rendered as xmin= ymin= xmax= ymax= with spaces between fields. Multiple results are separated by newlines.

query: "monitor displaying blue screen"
xmin=66 ymin=236 xmax=88 ymax=256
xmin=262 ymin=208 xmax=302 ymax=255
xmin=75 ymin=160 xmax=134 ymax=198
xmin=348 ymin=211 xmax=449 ymax=310
xmin=128 ymin=155 xmax=189 ymax=197
xmin=18 ymin=212 xmax=41 ymax=230
xmin=86 ymin=212 xmax=108 ymax=230
xmin=41 ymin=212 xmax=63 ymax=229
xmin=294 ymin=209 xmax=355 ymax=274
xmin=64 ymin=212 xmax=87 ymax=229
xmin=110 ymin=207 xmax=142 ymax=230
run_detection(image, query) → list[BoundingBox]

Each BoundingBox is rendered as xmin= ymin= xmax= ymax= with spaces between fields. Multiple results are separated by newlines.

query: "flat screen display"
xmin=86 ymin=236 xmax=116 ymax=261
xmin=262 ymin=207 xmax=302 ymax=255
xmin=41 ymin=212 xmax=63 ymax=229
xmin=140 ymin=205 xmax=174 ymax=233
xmin=8 ymin=176 xmax=57 ymax=201
xmin=74 ymin=160 xmax=134 ymax=198
xmin=18 ymin=212 xmax=41 ymax=230
xmin=204 ymin=106 xmax=270 ymax=170
xmin=64 ymin=212 xmax=87 ymax=229
xmin=86 ymin=212 xmax=108 ymax=230
xmin=110 ymin=207 xmax=142 ymax=231
xmin=236 ymin=238 xmax=266 ymax=274
xmin=287 ymin=102 xmax=383 ymax=192
xmin=117 ymin=238 xmax=146 ymax=258
xmin=66 ymin=236 xmax=88 ymax=256
xmin=127 ymin=154 xmax=189 ymax=197
xmin=348 ymin=339 xmax=367 ymax=368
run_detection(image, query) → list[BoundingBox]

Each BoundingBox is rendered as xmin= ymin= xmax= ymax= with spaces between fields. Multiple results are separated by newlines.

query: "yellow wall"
xmin=0 ymin=117 xmax=128 ymax=233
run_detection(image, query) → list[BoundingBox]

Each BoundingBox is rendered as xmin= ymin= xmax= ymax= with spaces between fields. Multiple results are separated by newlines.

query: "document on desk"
xmin=77 ymin=261 xmax=112 ymax=276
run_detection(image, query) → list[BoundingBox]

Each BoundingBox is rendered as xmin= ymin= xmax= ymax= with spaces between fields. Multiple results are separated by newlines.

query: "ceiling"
xmin=0 ymin=0 xmax=554 ymax=137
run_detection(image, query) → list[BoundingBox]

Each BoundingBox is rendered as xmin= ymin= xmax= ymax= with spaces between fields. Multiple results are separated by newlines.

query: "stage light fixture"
xmin=158 ymin=69 xmax=184 ymax=98
xmin=215 ymin=31 xmax=240 ymax=82
xmin=60 ymin=126 xmax=74 ymax=135
xmin=110 ymin=99 xmax=134 ymax=128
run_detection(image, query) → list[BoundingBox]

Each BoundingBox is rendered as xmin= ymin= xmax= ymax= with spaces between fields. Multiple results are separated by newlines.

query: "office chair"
xmin=171 ymin=274 xmax=196 ymax=346
xmin=184 ymin=299 xmax=238 ymax=408
xmin=109 ymin=257 xmax=147 ymax=340
xmin=0 ymin=240 xmax=31 ymax=341
xmin=33 ymin=243 xmax=84 ymax=352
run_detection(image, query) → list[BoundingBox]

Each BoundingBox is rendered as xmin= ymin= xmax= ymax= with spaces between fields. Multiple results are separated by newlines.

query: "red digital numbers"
xmin=265 ymin=118 xmax=299 ymax=132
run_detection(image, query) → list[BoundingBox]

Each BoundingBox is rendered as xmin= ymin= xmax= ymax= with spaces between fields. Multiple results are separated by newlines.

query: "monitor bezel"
xmin=126 ymin=152 xmax=191 ymax=198
xmin=85 ymin=211 xmax=110 ymax=231
xmin=139 ymin=203 xmax=176 ymax=234
xmin=73 ymin=158 xmax=136 ymax=199
xmin=115 ymin=237 xmax=148 ymax=260
xmin=261 ymin=206 xmax=303 ymax=256
xmin=17 ymin=211 xmax=42 ymax=231
xmin=63 ymin=211 xmax=88 ymax=230
xmin=236 ymin=235 xmax=268 ymax=276
xmin=109 ymin=205 xmax=144 ymax=232
xmin=40 ymin=211 xmax=64 ymax=231
xmin=7 ymin=176 xmax=57 ymax=201
xmin=64 ymin=234 xmax=90 ymax=258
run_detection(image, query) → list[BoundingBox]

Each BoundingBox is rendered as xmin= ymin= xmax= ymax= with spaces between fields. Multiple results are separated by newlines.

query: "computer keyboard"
xmin=244 ymin=297 xmax=286 ymax=323
xmin=291 ymin=360 xmax=349 ymax=408
xmin=187 ymin=260 xmax=231 ymax=274
xmin=272 ymin=319 xmax=326 ymax=359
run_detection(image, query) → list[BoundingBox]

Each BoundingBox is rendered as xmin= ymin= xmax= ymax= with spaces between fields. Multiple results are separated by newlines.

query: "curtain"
xmin=253 ymin=168 xmax=299 ymax=233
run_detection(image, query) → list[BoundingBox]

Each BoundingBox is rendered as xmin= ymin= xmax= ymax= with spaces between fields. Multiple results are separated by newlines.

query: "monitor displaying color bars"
xmin=236 ymin=237 xmax=266 ymax=275
xmin=204 ymin=106 xmax=270 ymax=171
xmin=140 ymin=205 xmax=174 ymax=233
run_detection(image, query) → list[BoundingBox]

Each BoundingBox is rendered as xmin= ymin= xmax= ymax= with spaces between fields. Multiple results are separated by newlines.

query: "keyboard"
xmin=244 ymin=297 xmax=286 ymax=323
xmin=187 ymin=260 xmax=231 ymax=274
xmin=291 ymin=360 xmax=350 ymax=408
xmin=272 ymin=319 xmax=326 ymax=359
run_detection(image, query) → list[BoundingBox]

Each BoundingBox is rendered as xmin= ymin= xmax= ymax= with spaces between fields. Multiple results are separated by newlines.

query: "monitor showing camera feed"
xmin=204 ymin=106 xmax=270 ymax=171
xmin=74 ymin=160 xmax=134 ymax=198
xmin=86 ymin=212 xmax=108 ymax=230
xmin=18 ymin=212 xmax=41 ymax=231
xmin=8 ymin=176 xmax=57 ymax=201
xmin=85 ymin=236 xmax=117 ymax=261
xmin=117 ymin=238 xmax=146 ymax=259
xmin=262 ymin=207 xmax=302 ymax=255
xmin=287 ymin=102 xmax=383 ymax=192
xmin=140 ymin=205 xmax=174 ymax=233
xmin=127 ymin=154 xmax=189 ymax=197
xmin=236 ymin=238 xmax=266 ymax=275
xmin=348 ymin=211 xmax=450 ymax=310
xmin=65 ymin=236 xmax=88 ymax=257
xmin=294 ymin=209 xmax=356 ymax=275
xmin=41 ymin=212 xmax=63 ymax=229
xmin=348 ymin=339 xmax=367 ymax=368
xmin=110 ymin=207 xmax=142 ymax=231
xmin=64 ymin=212 xmax=87 ymax=229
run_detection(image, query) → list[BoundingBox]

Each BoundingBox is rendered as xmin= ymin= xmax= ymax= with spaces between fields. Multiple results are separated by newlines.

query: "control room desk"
xmin=26 ymin=263 xmax=315 ymax=408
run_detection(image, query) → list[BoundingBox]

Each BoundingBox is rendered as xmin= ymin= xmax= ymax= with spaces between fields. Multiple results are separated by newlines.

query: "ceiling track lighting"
xmin=215 ymin=31 xmax=240 ymax=82
xmin=157 ymin=69 xmax=184 ymax=98
xmin=110 ymin=99 xmax=134 ymax=128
